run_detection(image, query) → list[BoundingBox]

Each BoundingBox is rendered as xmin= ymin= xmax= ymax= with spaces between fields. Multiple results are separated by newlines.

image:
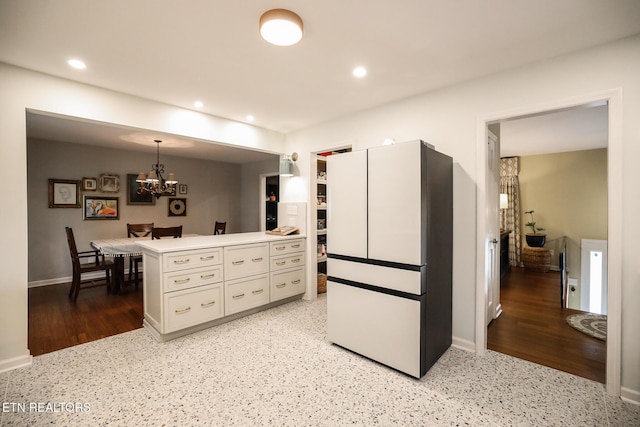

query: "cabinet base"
xmin=143 ymin=293 xmax=305 ymax=343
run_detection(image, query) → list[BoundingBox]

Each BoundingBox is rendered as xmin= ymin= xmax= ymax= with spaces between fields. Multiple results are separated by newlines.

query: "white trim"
xmin=0 ymin=354 xmax=32 ymax=373
xmin=475 ymin=88 xmax=623 ymax=397
xmin=28 ymin=268 xmax=139 ymax=288
xmin=451 ymin=336 xmax=475 ymax=353
xmin=621 ymin=387 xmax=640 ymax=406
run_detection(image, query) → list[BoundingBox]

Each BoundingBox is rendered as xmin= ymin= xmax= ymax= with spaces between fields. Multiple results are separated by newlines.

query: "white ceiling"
xmin=2 ymin=1 xmax=639 ymax=158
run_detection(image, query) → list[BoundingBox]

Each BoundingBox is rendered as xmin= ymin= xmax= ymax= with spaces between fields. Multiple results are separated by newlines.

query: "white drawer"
xmin=270 ymin=239 xmax=304 ymax=256
xmin=225 ymin=274 xmax=269 ymax=315
xmin=270 ymin=267 xmax=305 ymax=301
xmin=224 ymin=243 xmax=269 ymax=280
xmin=163 ymin=265 xmax=223 ymax=293
xmin=163 ymin=248 xmax=222 ymax=273
xmin=270 ymin=252 xmax=305 ymax=271
xmin=164 ymin=284 xmax=224 ymax=333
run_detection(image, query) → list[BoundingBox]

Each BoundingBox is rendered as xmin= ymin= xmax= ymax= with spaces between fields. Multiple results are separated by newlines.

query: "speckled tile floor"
xmin=1 ymin=294 xmax=638 ymax=426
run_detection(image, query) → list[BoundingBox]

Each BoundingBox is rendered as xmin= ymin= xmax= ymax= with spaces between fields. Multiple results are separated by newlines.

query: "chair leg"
xmin=69 ymin=270 xmax=78 ymax=299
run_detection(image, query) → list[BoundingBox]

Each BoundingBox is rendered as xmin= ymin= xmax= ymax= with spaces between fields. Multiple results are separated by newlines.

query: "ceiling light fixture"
xmin=260 ymin=9 xmax=303 ymax=46
xmin=353 ymin=66 xmax=367 ymax=78
xmin=136 ymin=140 xmax=178 ymax=199
xmin=67 ymin=59 xmax=86 ymax=70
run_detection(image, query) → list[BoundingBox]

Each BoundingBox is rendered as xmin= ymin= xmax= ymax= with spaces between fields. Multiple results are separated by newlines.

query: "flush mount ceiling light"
xmin=260 ymin=9 xmax=303 ymax=46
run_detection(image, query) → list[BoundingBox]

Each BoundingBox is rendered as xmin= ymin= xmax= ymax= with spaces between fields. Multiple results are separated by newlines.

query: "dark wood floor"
xmin=488 ymin=267 xmax=606 ymax=383
xmin=29 ymin=281 xmax=143 ymax=356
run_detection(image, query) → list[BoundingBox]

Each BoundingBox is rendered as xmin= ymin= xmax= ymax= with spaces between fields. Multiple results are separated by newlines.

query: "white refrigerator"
xmin=326 ymin=140 xmax=452 ymax=378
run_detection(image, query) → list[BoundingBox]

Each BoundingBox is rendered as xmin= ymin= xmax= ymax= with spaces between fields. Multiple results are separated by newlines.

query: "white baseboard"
xmin=28 ymin=268 xmax=138 ymax=288
xmin=621 ymin=386 xmax=640 ymax=406
xmin=0 ymin=353 xmax=32 ymax=373
xmin=451 ymin=336 xmax=475 ymax=353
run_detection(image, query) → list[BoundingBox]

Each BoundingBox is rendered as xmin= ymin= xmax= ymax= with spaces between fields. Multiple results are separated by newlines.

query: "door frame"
xmin=475 ymin=89 xmax=622 ymax=396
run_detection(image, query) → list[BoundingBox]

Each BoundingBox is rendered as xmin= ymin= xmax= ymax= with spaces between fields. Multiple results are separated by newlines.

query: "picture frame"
xmin=99 ymin=173 xmax=120 ymax=193
xmin=126 ymin=174 xmax=155 ymax=205
xmin=48 ymin=179 xmax=81 ymax=208
xmin=168 ymin=197 xmax=187 ymax=217
xmin=82 ymin=177 xmax=97 ymax=191
xmin=83 ymin=195 xmax=120 ymax=220
xmin=178 ymin=184 xmax=188 ymax=195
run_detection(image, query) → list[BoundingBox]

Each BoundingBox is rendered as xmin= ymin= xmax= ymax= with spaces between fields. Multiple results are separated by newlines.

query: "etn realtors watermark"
xmin=2 ymin=402 xmax=90 ymax=413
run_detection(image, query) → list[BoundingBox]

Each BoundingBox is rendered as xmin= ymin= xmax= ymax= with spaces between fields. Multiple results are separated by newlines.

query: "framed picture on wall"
xmin=83 ymin=195 xmax=120 ymax=220
xmin=48 ymin=179 xmax=81 ymax=208
xmin=82 ymin=177 xmax=97 ymax=191
xmin=168 ymin=197 xmax=187 ymax=217
xmin=99 ymin=173 xmax=120 ymax=193
xmin=126 ymin=174 xmax=155 ymax=205
xmin=178 ymin=184 xmax=188 ymax=195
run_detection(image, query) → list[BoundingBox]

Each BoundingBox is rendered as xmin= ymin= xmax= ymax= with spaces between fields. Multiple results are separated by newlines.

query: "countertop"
xmin=137 ymin=231 xmax=305 ymax=254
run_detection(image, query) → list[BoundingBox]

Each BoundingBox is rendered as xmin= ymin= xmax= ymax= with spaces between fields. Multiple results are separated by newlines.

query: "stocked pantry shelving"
xmin=314 ymin=149 xmax=350 ymax=294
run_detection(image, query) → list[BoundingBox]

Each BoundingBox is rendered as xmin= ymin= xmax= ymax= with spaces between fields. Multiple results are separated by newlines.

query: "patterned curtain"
xmin=500 ymin=157 xmax=521 ymax=266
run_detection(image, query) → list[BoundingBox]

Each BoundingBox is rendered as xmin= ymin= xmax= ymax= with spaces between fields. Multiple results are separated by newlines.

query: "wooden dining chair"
xmin=152 ymin=225 xmax=183 ymax=239
xmin=214 ymin=221 xmax=226 ymax=235
xmin=65 ymin=227 xmax=115 ymax=302
xmin=127 ymin=223 xmax=153 ymax=289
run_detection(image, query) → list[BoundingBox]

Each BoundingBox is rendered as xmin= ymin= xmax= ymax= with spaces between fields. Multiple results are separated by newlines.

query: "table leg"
xmin=113 ymin=257 xmax=125 ymax=294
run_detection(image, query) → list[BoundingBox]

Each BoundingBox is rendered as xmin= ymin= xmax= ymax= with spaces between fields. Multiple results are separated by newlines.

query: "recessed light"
xmin=194 ymin=101 xmax=203 ymax=108
xmin=353 ymin=66 xmax=367 ymax=78
xmin=246 ymin=115 xmax=255 ymax=122
xmin=67 ymin=59 xmax=86 ymax=70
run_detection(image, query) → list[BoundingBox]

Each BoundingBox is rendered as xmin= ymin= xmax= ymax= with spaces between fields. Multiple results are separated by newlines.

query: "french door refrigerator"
xmin=326 ymin=140 xmax=452 ymax=378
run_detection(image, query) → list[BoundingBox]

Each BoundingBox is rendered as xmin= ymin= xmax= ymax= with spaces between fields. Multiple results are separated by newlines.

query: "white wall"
xmin=0 ymin=63 xmax=286 ymax=372
xmin=282 ymin=35 xmax=640 ymax=401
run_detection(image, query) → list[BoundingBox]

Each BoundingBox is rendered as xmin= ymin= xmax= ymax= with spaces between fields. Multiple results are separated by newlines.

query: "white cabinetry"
xmin=144 ymin=248 xmax=224 ymax=336
xmin=141 ymin=233 xmax=306 ymax=342
xmin=269 ymin=238 xmax=305 ymax=301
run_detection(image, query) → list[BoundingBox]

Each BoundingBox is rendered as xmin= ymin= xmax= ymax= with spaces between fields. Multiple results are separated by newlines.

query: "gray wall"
xmin=27 ymin=138 xmax=276 ymax=284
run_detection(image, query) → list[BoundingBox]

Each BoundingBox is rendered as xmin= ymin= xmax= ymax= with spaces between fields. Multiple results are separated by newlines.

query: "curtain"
xmin=500 ymin=157 xmax=521 ymax=266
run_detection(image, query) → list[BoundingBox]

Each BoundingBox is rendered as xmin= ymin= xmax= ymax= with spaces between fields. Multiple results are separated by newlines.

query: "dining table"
xmin=91 ymin=235 xmax=198 ymax=293
xmin=90 ymin=236 xmax=149 ymax=294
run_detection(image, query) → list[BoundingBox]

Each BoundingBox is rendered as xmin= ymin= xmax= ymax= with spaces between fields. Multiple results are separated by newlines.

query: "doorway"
xmin=475 ymin=89 xmax=623 ymax=396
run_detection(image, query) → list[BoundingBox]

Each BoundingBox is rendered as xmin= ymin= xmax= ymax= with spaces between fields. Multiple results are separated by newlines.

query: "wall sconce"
xmin=280 ymin=152 xmax=298 ymax=177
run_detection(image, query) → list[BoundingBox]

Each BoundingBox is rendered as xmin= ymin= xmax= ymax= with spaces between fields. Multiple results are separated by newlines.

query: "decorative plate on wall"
xmin=168 ymin=197 xmax=187 ymax=217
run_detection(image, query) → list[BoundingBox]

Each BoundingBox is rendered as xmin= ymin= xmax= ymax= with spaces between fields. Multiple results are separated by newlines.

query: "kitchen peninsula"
xmin=138 ymin=232 xmax=306 ymax=342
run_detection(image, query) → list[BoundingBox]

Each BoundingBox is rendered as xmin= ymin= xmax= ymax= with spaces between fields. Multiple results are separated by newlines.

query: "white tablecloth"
xmin=91 ymin=237 xmax=150 ymax=257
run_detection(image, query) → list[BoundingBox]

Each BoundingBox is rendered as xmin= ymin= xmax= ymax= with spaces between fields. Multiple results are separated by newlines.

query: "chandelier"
xmin=136 ymin=140 xmax=177 ymax=199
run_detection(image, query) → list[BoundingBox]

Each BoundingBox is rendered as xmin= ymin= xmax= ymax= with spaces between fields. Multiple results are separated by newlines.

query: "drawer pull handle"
xmin=232 ymin=260 xmax=245 ymax=265
xmin=291 ymin=244 xmax=301 ymax=248
xmin=233 ymin=293 xmax=245 ymax=299
xmin=291 ymin=258 xmax=301 ymax=263
xmin=276 ymin=261 xmax=286 ymax=266
xmin=200 ymin=273 xmax=216 ymax=279
xmin=174 ymin=278 xmax=191 ymax=284
xmin=201 ymin=301 xmax=216 ymax=308
xmin=276 ymin=283 xmax=286 ymax=288
xmin=252 ymin=257 xmax=263 ymax=262
xmin=200 ymin=255 xmax=215 ymax=261
xmin=292 ymin=279 xmax=301 ymax=284
xmin=275 ymin=246 xmax=286 ymax=251
xmin=173 ymin=259 xmax=190 ymax=264
xmin=252 ymin=289 xmax=264 ymax=295
xmin=175 ymin=306 xmax=191 ymax=314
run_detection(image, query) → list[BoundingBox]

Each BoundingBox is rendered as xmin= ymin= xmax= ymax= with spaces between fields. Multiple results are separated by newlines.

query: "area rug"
xmin=566 ymin=313 xmax=607 ymax=341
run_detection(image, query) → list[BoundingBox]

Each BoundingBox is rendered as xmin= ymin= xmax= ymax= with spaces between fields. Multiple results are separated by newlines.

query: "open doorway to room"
xmin=483 ymin=101 xmax=612 ymax=384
